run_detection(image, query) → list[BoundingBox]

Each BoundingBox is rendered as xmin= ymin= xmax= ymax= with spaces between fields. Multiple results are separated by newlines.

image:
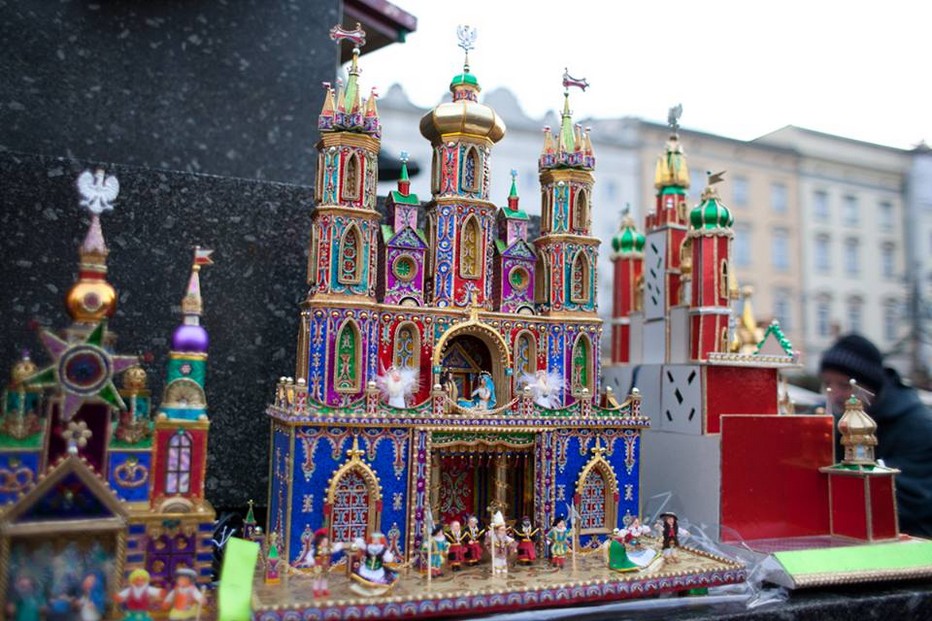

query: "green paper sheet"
xmin=774 ymin=540 xmax=932 ymax=579
xmin=218 ymin=538 xmax=260 ymax=621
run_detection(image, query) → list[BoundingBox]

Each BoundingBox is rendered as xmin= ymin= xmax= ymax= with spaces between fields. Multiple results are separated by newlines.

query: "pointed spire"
xmin=507 ymin=168 xmax=519 ymax=211
xmin=559 ymin=93 xmax=575 ymax=153
xmin=655 ymin=104 xmax=689 ymax=189
xmin=541 ymin=126 xmax=555 ymax=157
xmin=539 ymin=70 xmax=594 ymax=171
xmin=398 ymin=151 xmax=411 ymax=196
xmin=324 ymin=23 xmax=380 ymax=137
xmin=68 ymin=169 xmax=119 ymax=323
xmin=173 ymin=247 xmax=213 ymax=354
xmin=318 ymin=81 xmax=336 ymax=130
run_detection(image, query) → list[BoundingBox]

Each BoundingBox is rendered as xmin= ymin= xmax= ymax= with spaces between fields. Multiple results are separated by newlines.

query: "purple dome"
xmin=172 ymin=324 xmax=209 ymax=353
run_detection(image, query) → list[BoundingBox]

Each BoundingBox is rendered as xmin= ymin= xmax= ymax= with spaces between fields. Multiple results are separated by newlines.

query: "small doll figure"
xmin=162 ymin=568 xmax=206 ymax=620
xmin=422 ymin=524 xmax=449 ymax=577
xmin=547 ymin=515 xmax=572 ymax=569
xmin=486 ymin=511 xmax=516 ymax=576
xmin=445 ymin=520 xmax=468 ymax=570
xmin=79 ymin=572 xmax=107 ymax=621
xmin=7 ymin=573 xmax=42 ymax=621
xmin=520 ymin=370 xmax=564 ymax=409
xmin=464 ymin=515 xmax=485 ymax=565
xmin=376 ymin=365 xmax=418 ymax=409
xmin=264 ymin=532 xmax=281 ymax=584
xmin=458 ymin=372 xmax=496 ymax=411
xmin=656 ymin=512 xmax=688 ymax=564
xmin=606 ymin=528 xmax=639 ymax=572
xmin=512 ymin=516 xmax=539 ymax=565
xmin=114 ymin=569 xmax=163 ymax=621
xmin=310 ymin=527 xmax=345 ymax=597
xmin=352 ymin=532 xmax=398 ymax=586
xmin=622 ymin=516 xmax=656 ymax=568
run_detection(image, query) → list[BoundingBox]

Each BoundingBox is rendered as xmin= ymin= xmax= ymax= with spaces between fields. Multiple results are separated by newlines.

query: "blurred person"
xmin=820 ymin=333 xmax=932 ymax=537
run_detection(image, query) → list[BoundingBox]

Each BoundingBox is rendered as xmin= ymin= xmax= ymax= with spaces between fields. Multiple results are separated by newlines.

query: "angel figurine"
xmin=520 ymin=369 xmax=564 ymax=409
xmin=376 ymin=365 xmax=418 ymax=409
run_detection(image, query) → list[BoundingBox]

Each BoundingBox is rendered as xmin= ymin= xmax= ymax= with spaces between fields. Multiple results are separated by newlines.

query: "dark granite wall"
xmin=1 ymin=0 xmax=339 ymax=184
xmin=0 ymin=151 xmax=311 ymax=507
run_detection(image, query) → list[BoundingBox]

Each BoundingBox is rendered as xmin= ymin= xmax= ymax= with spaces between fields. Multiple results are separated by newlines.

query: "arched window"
xmin=541 ymin=190 xmax=551 ymax=232
xmin=431 ymin=149 xmax=440 ymax=194
xmin=166 ymin=431 xmax=193 ymax=494
xmin=573 ymin=189 xmax=589 ymax=231
xmin=460 ymin=215 xmax=482 ymax=279
xmin=330 ymin=469 xmax=371 ymax=543
xmin=335 ymin=320 xmax=362 ymax=393
xmin=393 ymin=322 xmax=420 ymax=370
xmin=342 ymin=151 xmax=361 ymax=201
xmin=572 ymin=333 xmax=592 ymax=394
xmin=535 ymin=254 xmax=550 ymax=305
xmin=576 ymin=453 xmax=619 ymax=535
xmin=514 ymin=331 xmax=536 ymax=377
xmin=339 ymin=225 xmax=362 ymax=284
xmin=571 ymin=251 xmax=591 ymax=304
xmin=462 ymin=146 xmax=480 ymax=193
xmin=307 ymin=224 xmax=319 ymax=285
xmin=720 ymin=259 xmax=730 ymax=301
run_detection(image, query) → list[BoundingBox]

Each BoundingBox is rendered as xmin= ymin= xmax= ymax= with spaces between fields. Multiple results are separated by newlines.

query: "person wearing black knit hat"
xmin=820 ymin=333 xmax=932 ymax=537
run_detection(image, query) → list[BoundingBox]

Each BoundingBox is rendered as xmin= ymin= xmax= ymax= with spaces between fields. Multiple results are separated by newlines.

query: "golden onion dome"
xmin=66 ymin=279 xmax=117 ymax=323
xmin=122 ymin=365 xmax=148 ymax=391
xmin=419 ymin=72 xmax=506 ymax=145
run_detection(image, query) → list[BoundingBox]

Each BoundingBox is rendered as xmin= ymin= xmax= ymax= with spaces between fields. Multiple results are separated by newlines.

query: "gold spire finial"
xmin=346 ymin=435 xmax=365 ymax=460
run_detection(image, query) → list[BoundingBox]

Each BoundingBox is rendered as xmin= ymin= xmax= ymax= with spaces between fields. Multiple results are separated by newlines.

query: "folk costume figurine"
xmin=293 ymin=524 xmax=316 ymax=569
xmin=512 ymin=516 xmax=539 ymax=565
xmin=446 ymin=519 xmax=468 ymax=570
xmin=656 ymin=512 xmax=687 ymax=564
xmin=309 ymin=528 xmax=346 ymax=597
xmin=622 ymin=516 xmax=657 ymax=568
xmin=422 ymin=524 xmax=450 ymax=577
xmin=547 ymin=516 xmax=573 ymax=569
xmin=162 ymin=568 xmax=206 ymax=620
xmin=352 ymin=532 xmax=398 ymax=586
xmin=376 ymin=365 xmax=418 ymax=409
xmin=114 ymin=569 xmax=163 ymax=621
xmin=7 ymin=574 xmax=42 ymax=621
xmin=79 ymin=572 xmax=107 ymax=621
xmin=606 ymin=529 xmax=639 ymax=573
xmin=486 ymin=511 xmax=516 ymax=576
xmin=464 ymin=515 xmax=485 ymax=565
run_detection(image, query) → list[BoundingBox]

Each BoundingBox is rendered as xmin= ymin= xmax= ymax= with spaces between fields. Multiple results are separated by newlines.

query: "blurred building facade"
xmin=379 ymin=84 xmax=930 ymax=378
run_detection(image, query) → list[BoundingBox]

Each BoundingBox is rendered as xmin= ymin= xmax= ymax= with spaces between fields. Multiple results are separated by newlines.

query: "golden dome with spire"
xmin=838 ymin=395 xmax=879 ymax=466
xmin=122 ymin=365 xmax=149 ymax=391
xmin=67 ymin=173 xmax=119 ymax=323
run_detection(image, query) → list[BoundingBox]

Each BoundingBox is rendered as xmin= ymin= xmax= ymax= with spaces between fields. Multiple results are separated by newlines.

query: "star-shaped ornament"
xmin=24 ymin=322 xmax=138 ymax=421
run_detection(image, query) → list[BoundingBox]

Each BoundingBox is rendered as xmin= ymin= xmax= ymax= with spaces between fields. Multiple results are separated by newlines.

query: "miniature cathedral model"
xmin=266 ymin=27 xmax=648 ymax=567
xmin=1 ymin=173 xmax=216 ymax=607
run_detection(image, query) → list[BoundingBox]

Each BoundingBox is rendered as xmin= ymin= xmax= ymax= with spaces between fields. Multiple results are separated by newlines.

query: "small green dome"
xmin=450 ymin=71 xmax=479 ymax=89
xmin=690 ymin=195 xmax=734 ymax=230
xmin=612 ymin=218 xmax=645 ymax=254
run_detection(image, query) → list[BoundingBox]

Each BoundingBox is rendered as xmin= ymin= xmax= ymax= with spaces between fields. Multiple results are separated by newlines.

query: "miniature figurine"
xmin=521 ymin=370 xmax=564 ymax=409
xmin=445 ymin=519 xmax=468 ymax=570
xmin=656 ymin=512 xmax=688 ymax=564
xmin=512 ymin=515 xmax=539 ymax=565
xmin=547 ymin=515 xmax=573 ymax=569
xmin=464 ymin=515 xmax=485 ymax=565
xmin=293 ymin=523 xmax=316 ymax=569
xmin=7 ymin=573 xmax=42 ymax=621
xmin=622 ymin=516 xmax=656 ymax=568
xmin=606 ymin=528 xmax=639 ymax=572
xmin=308 ymin=527 xmax=346 ymax=597
xmin=114 ymin=569 xmax=163 ymax=621
xmin=486 ymin=511 xmax=516 ymax=575
xmin=458 ymin=371 xmax=496 ymax=410
xmin=79 ymin=571 xmax=107 ymax=621
xmin=440 ymin=369 xmax=459 ymax=405
xmin=376 ymin=365 xmax=418 ymax=409
xmin=265 ymin=531 xmax=281 ymax=584
xmin=162 ymin=568 xmax=206 ymax=620
xmin=422 ymin=523 xmax=449 ymax=577
xmin=352 ymin=532 xmax=398 ymax=586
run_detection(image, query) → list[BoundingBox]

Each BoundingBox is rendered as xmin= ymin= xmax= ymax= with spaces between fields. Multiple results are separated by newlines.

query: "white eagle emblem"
xmin=76 ymin=168 xmax=120 ymax=214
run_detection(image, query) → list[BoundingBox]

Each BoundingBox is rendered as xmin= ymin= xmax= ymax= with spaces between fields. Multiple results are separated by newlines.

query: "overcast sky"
xmin=358 ymin=0 xmax=930 ymax=150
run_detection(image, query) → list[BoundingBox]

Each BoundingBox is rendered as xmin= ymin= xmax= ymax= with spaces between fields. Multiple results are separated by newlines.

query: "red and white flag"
xmin=194 ymin=247 xmax=214 ymax=266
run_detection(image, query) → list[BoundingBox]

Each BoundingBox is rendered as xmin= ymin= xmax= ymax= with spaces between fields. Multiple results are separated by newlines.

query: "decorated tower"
xmin=380 ymin=151 xmax=428 ymax=307
xmin=609 ymin=210 xmax=645 ymax=363
xmin=493 ymin=169 xmax=536 ymax=315
xmin=535 ymin=71 xmax=599 ymax=319
xmin=687 ymin=173 xmax=735 ymax=360
xmin=299 ymin=23 xmax=382 ymax=405
xmin=418 ymin=24 xmax=505 ymax=309
xmin=151 ymin=247 xmax=213 ymax=509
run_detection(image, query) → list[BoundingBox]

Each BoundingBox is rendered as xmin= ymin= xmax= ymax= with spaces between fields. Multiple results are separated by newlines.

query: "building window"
xmin=813 ymin=190 xmax=829 ymax=221
xmin=572 ymin=333 xmax=592 ymax=393
xmin=816 ymin=298 xmax=832 ymax=337
xmin=772 ymin=228 xmax=789 ymax=271
xmin=335 ymin=320 xmax=362 ymax=393
xmin=431 ymin=149 xmax=440 ymax=194
xmin=460 ymin=215 xmax=482 ymax=279
xmin=307 ymin=224 xmax=319 ymax=285
xmin=579 ymin=467 xmax=608 ymax=531
xmin=514 ymin=331 xmax=536 ymax=377
xmin=571 ymin=251 xmax=591 ymax=304
xmin=734 ymin=224 xmax=751 ymax=267
xmin=573 ymin=189 xmax=590 ymax=232
xmin=541 ymin=190 xmax=552 ymax=232
xmin=166 ymin=431 xmax=193 ymax=495
xmin=844 ymin=238 xmax=860 ymax=276
xmin=342 ymin=152 xmax=361 ymax=201
xmin=843 ymin=195 xmax=859 ymax=226
xmin=732 ymin=176 xmax=749 ymax=207
xmin=338 ymin=225 xmax=363 ymax=284
xmin=536 ymin=254 xmax=550 ymax=305
xmin=462 ymin=146 xmax=480 ymax=193
xmin=771 ymin=182 xmax=787 ymax=214
xmin=847 ymin=297 xmax=863 ymax=333
xmin=881 ymin=243 xmax=896 ymax=278
xmin=878 ymin=200 xmax=895 ymax=231
xmin=773 ymin=289 xmax=792 ymax=332
xmin=393 ymin=322 xmax=420 ymax=370
xmin=815 ymin=234 xmax=831 ymax=272
xmin=330 ymin=469 xmax=371 ymax=544
xmin=884 ymin=300 xmax=899 ymax=342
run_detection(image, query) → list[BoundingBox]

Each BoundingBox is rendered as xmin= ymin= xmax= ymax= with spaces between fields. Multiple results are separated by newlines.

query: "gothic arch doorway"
xmin=433 ymin=320 xmax=511 ymax=405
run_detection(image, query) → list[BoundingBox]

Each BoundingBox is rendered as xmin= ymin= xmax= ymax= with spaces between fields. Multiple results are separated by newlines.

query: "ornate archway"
xmin=432 ymin=310 xmax=512 ymax=404
xmin=326 ymin=438 xmax=382 ymax=543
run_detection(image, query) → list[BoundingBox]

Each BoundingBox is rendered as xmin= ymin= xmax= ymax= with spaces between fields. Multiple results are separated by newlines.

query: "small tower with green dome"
xmin=609 ymin=209 xmax=645 ymax=363
xmin=687 ymin=172 xmax=735 ymax=361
